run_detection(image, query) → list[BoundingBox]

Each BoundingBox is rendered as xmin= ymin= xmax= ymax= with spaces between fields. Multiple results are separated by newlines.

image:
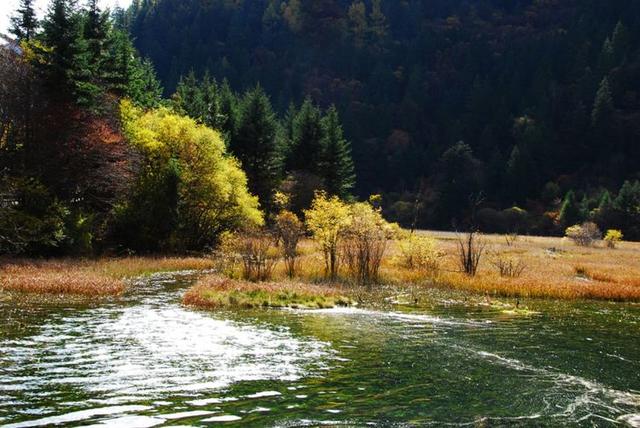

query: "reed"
xmin=183 ymin=276 xmax=355 ymax=309
xmin=0 ymin=257 xmax=215 ymax=296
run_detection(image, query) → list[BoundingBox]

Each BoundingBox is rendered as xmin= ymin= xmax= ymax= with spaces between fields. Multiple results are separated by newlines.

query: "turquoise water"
xmin=1 ymin=272 xmax=639 ymax=427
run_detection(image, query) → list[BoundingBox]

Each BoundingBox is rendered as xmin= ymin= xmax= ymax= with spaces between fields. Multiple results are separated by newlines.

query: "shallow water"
xmin=0 ymin=273 xmax=639 ymax=427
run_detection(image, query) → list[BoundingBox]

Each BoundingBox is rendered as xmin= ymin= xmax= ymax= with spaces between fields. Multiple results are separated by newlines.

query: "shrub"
xmin=491 ymin=256 xmax=526 ymax=278
xmin=275 ymin=210 xmax=304 ymax=278
xmin=236 ymin=229 xmax=280 ymax=282
xmin=396 ymin=233 xmax=441 ymax=275
xmin=604 ymin=229 xmax=623 ymax=249
xmin=305 ymin=192 xmax=350 ymax=280
xmin=457 ymin=231 xmax=486 ymax=276
xmin=565 ymin=222 xmax=602 ymax=247
xmin=341 ymin=202 xmax=395 ymax=286
xmin=212 ymin=231 xmax=242 ymax=277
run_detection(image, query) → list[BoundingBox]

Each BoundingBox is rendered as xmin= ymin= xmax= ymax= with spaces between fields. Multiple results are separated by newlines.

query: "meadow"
xmin=2 ymin=231 xmax=639 ymax=304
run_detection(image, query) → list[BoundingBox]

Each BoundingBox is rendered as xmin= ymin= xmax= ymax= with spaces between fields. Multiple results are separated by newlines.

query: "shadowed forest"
xmin=2 ymin=0 xmax=640 ymax=258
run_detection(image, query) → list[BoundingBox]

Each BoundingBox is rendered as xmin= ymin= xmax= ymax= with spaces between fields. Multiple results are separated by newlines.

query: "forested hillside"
xmin=127 ymin=0 xmax=640 ymax=234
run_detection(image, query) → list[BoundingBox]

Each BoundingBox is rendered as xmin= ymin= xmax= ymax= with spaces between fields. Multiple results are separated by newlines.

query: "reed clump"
xmin=183 ymin=276 xmax=355 ymax=309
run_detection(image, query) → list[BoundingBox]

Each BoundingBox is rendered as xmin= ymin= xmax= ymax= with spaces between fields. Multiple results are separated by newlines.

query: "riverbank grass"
xmin=183 ymin=276 xmax=355 ymax=310
xmin=0 ymin=257 xmax=215 ymax=296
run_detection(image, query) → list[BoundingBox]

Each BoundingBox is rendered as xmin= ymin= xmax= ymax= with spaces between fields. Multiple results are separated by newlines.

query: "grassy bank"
xmin=0 ymin=257 xmax=215 ymax=296
xmin=422 ymin=232 xmax=640 ymax=301
xmin=217 ymin=232 xmax=640 ymax=303
xmin=183 ymin=276 xmax=355 ymax=309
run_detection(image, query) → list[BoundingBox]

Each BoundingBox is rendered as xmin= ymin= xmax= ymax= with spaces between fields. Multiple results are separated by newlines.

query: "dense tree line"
xmin=0 ymin=0 xmax=261 ymax=255
xmin=170 ymin=73 xmax=355 ymax=216
xmin=126 ymin=0 xmax=640 ymax=236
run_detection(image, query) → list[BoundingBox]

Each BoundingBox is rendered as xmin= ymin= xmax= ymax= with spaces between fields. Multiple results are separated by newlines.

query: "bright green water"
xmin=1 ymin=272 xmax=639 ymax=427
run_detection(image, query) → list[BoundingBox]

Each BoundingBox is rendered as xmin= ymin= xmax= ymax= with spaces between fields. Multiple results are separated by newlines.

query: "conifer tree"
xmin=200 ymin=72 xmax=223 ymax=130
xmin=288 ymin=98 xmax=324 ymax=173
xmin=173 ymin=71 xmax=205 ymax=119
xmin=559 ymin=190 xmax=581 ymax=227
xmin=9 ymin=0 xmax=39 ymax=41
xmin=232 ymin=86 xmax=282 ymax=213
xmin=592 ymin=77 xmax=613 ymax=128
xmin=320 ymin=106 xmax=355 ymax=198
xmin=218 ymin=79 xmax=238 ymax=138
xmin=41 ymin=0 xmax=81 ymax=98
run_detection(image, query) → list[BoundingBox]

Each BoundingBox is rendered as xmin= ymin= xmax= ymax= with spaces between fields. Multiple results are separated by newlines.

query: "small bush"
xmin=504 ymin=233 xmax=519 ymax=247
xmin=396 ymin=233 xmax=441 ymax=275
xmin=604 ymin=229 xmax=623 ymax=249
xmin=341 ymin=202 xmax=395 ymax=286
xmin=565 ymin=222 xmax=602 ymax=247
xmin=275 ymin=210 xmax=304 ymax=278
xmin=491 ymin=256 xmax=526 ymax=278
xmin=216 ymin=229 xmax=280 ymax=281
xmin=457 ymin=231 xmax=486 ymax=276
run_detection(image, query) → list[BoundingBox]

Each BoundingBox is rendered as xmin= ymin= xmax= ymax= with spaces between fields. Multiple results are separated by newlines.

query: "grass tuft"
xmin=183 ymin=276 xmax=355 ymax=310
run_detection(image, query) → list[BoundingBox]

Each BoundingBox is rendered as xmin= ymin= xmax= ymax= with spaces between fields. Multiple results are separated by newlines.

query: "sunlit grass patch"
xmin=183 ymin=276 xmax=355 ymax=310
xmin=0 ymin=257 xmax=216 ymax=296
xmin=0 ymin=263 xmax=125 ymax=296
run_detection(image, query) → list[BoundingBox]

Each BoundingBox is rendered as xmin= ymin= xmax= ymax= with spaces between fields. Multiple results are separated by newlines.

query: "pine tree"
xmin=591 ymin=77 xmax=613 ymax=128
xmin=232 ymin=86 xmax=282 ymax=213
xmin=218 ymin=79 xmax=238 ymax=139
xmin=200 ymin=72 xmax=223 ymax=130
xmin=596 ymin=190 xmax=613 ymax=228
xmin=128 ymin=58 xmax=163 ymax=109
xmin=320 ymin=106 xmax=355 ymax=198
xmin=347 ymin=0 xmax=367 ymax=48
xmin=83 ymin=0 xmax=110 ymax=70
xmin=369 ymin=0 xmax=388 ymax=45
xmin=173 ymin=71 xmax=205 ymax=120
xmin=41 ymin=0 xmax=81 ymax=98
xmin=559 ymin=190 xmax=581 ymax=227
xmin=9 ymin=0 xmax=39 ymax=41
xmin=611 ymin=21 xmax=629 ymax=64
xmin=505 ymin=144 xmax=537 ymax=204
xmin=288 ymin=98 xmax=324 ymax=173
xmin=598 ymin=38 xmax=615 ymax=73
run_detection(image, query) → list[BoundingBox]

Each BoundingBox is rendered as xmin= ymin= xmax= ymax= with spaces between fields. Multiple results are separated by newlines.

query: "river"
xmin=1 ymin=272 xmax=639 ymax=427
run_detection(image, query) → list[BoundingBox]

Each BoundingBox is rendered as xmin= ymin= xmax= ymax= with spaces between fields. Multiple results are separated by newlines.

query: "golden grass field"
xmin=0 ymin=257 xmax=215 ymax=296
xmin=1 ymin=232 xmax=639 ymax=302
xmin=412 ymin=231 xmax=640 ymax=301
xmin=255 ymin=231 xmax=640 ymax=302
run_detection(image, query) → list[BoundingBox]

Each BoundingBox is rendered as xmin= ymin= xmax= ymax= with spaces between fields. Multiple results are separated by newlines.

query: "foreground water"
xmin=1 ymin=273 xmax=639 ymax=427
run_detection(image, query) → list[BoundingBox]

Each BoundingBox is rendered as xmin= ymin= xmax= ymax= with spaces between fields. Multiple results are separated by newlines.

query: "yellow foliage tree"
xmin=304 ymin=192 xmax=350 ymax=280
xmin=120 ymin=100 xmax=263 ymax=249
xmin=341 ymin=202 xmax=395 ymax=285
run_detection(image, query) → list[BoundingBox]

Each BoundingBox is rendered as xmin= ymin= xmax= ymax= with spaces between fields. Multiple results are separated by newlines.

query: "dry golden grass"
xmin=418 ymin=231 xmax=640 ymax=301
xmin=183 ymin=275 xmax=354 ymax=309
xmin=0 ymin=257 xmax=215 ymax=296
xmin=239 ymin=232 xmax=640 ymax=302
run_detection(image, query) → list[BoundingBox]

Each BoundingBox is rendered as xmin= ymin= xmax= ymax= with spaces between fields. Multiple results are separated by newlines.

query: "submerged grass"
xmin=183 ymin=276 xmax=355 ymax=310
xmin=0 ymin=257 xmax=215 ymax=297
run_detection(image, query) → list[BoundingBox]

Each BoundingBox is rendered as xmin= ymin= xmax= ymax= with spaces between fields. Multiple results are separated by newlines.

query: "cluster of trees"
xmin=0 ymin=0 xmax=260 ymax=255
xmin=126 ymin=0 xmax=640 ymax=232
xmin=170 ymin=73 xmax=356 ymax=216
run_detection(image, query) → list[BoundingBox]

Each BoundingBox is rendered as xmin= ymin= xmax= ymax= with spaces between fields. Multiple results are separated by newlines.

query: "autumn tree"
xmin=305 ymin=192 xmax=350 ymax=280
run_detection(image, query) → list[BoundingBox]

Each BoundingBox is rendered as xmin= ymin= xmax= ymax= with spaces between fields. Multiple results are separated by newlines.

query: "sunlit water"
xmin=1 ymin=272 xmax=639 ymax=427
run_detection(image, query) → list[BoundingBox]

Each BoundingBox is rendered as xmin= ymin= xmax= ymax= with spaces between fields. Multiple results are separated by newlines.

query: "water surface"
xmin=1 ymin=272 xmax=639 ymax=427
